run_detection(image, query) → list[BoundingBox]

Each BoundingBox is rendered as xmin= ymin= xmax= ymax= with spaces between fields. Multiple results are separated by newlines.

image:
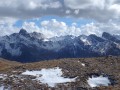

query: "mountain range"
xmin=0 ymin=29 xmax=120 ymax=62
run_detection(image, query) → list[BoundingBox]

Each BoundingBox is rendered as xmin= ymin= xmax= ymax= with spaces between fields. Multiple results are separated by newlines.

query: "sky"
xmin=0 ymin=0 xmax=120 ymax=38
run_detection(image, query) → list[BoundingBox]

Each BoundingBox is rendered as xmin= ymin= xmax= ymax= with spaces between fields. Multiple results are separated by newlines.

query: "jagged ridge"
xmin=0 ymin=29 xmax=120 ymax=62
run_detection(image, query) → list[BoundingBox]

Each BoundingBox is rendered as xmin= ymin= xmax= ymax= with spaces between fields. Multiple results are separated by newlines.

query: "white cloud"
xmin=1 ymin=18 xmax=120 ymax=37
xmin=74 ymin=9 xmax=79 ymax=15
xmin=21 ymin=19 xmax=120 ymax=38
xmin=0 ymin=17 xmax=19 ymax=36
xmin=63 ymin=0 xmax=120 ymax=22
xmin=66 ymin=10 xmax=71 ymax=14
xmin=0 ymin=17 xmax=17 ymax=25
xmin=1 ymin=0 xmax=120 ymax=38
xmin=40 ymin=19 xmax=82 ymax=38
xmin=108 ymin=4 xmax=120 ymax=16
xmin=41 ymin=19 xmax=67 ymax=31
xmin=0 ymin=0 xmax=120 ymax=22
xmin=0 ymin=24 xmax=19 ymax=36
xmin=64 ymin=0 xmax=110 ymax=10
xmin=80 ymin=23 xmax=100 ymax=35
xmin=0 ymin=0 xmax=62 ymax=10
xmin=22 ymin=22 xmax=40 ymax=32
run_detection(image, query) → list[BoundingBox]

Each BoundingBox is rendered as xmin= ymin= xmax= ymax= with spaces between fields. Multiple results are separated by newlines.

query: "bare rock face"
xmin=0 ymin=29 xmax=120 ymax=62
xmin=19 ymin=29 xmax=28 ymax=35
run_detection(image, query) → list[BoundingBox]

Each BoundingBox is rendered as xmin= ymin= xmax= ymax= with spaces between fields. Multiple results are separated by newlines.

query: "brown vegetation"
xmin=0 ymin=56 xmax=120 ymax=90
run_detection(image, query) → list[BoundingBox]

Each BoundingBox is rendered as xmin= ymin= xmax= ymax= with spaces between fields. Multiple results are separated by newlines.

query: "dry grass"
xmin=0 ymin=56 xmax=120 ymax=90
xmin=0 ymin=58 xmax=22 ymax=72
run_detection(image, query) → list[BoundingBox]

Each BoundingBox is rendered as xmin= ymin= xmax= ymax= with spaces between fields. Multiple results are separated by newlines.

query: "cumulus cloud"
xmin=0 ymin=0 xmax=120 ymax=22
xmin=64 ymin=0 xmax=120 ymax=21
xmin=22 ymin=19 xmax=81 ymax=38
xmin=4 ymin=19 xmax=116 ymax=38
xmin=0 ymin=0 xmax=62 ymax=19
xmin=0 ymin=19 xmax=120 ymax=37
xmin=0 ymin=0 xmax=120 ymax=37
xmin=109 ymin=4 xmax=120 ymax=15
xmin=0 ymin=24 xmax=19 ymax=36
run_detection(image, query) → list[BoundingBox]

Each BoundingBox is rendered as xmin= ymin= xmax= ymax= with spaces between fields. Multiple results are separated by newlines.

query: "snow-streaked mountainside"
xmin=0 ymin=29 xmax=120 ymax=62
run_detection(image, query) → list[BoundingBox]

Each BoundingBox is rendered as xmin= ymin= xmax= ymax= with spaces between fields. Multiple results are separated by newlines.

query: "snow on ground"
xmin=0 ymin=74 xmax=7 ymax=80
xmin=0 ymin=86 xmax=9 ymax=90
xmin=77 ymin=61 xmax=85 ymax=67
xmin=0 ymin=86 xmax=4 ymax=90
xmin=0 ymin=86 xmax=8 ymax=90
xmin=0 ymin=75 xmax=3 ymax=79
xmin=0 ymin=74 xmax=8 ymax=90
xmin=22 ymin=67 xmax=76 ymax=87
xmin=87 ymin=75 xmax=111 ymax=87
xmin=81 ymin=63 xmax=85 ymax=67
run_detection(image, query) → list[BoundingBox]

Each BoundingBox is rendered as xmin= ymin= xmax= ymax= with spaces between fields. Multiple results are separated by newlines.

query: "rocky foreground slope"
xmin=0 ymin=56 xmax=120 ymax=90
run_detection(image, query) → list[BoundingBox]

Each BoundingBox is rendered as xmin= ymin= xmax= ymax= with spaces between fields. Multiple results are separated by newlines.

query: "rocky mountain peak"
xmin=102 ymin=32 xmax=120 ymax=43
xmin=30 ymin=32 xmax=45 ymax=40
xmin=0 ymin=30 xmax=120 ymax=62
xmin=19 ymin=28 xmax=28 ymax=35
xmin=89 ymin=34 xmax=104 ymax=42
xmin=102 ymin=32 xmax=112 ymax=39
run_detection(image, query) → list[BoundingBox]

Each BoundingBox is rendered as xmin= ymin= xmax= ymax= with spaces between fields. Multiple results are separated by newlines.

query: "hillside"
xmin=0 ymin=29 xmax=120 ymax=62
xmin=0 ymin=56 xmax=120 ymax=90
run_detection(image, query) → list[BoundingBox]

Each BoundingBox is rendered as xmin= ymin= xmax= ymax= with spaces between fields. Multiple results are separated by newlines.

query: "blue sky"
xmin=14 ymin=16 xmax=94 ymax=28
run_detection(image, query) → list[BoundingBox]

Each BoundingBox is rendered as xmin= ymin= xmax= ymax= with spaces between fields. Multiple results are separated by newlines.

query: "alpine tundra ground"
xmin=0 ymin=56 xmax=120 ymax=90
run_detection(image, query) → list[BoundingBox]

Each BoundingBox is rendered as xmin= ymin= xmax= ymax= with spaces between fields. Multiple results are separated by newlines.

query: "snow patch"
xmin=81 ymin=63 xmax=85 ymax=67
xmin=22 ymin=67 xmax=76 ymax=87
xmin=0 ymin=86 xmax=9 ymax=90
xmin=87 ymin=75 xmax=111 ymax=87
xmin=80 ymin=37 xmax=91 ymax=45
xmin=114 ymin=42 xmax=120 ymax=49
xmin=0 ymin=86 xmax=4 ymax=90
xmin=0 ymin=74 xmax=7 ymax=80
xmin=43 ymin=38 xmax=49 ymax=42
